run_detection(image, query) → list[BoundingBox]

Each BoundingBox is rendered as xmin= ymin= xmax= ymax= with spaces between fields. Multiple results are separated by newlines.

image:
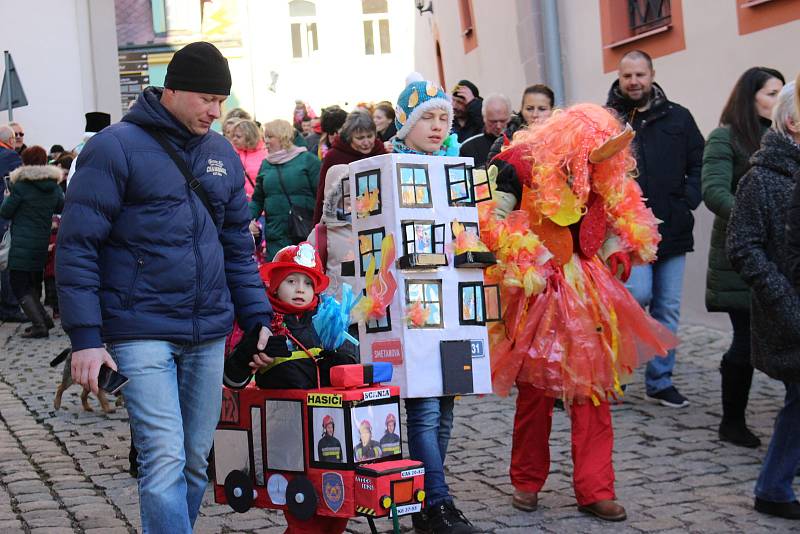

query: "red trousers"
xmin=510 ymin=383 xmax=616 ymax=506
xmin=284 ymin=512 xmax=348 ymax=534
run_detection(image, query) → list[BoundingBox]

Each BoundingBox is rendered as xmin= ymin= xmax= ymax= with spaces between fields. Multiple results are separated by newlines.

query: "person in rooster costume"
xmin=480 ymin=103 xmax=677 ymax=521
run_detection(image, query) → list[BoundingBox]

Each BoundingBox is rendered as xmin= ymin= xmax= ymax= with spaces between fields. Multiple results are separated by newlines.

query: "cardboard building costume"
xmin=346 ymin=152 xmax=496 ymax=398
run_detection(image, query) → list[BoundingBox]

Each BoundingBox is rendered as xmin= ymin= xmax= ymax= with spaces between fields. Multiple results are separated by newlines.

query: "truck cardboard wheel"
xmin=224 ymin=470 xmax=254 ymax=513
xmin=286 ymin=476 xmax=317 ymax=521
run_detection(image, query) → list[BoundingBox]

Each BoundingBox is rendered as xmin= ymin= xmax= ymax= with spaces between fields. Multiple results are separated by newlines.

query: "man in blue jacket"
xmin=0 ymin=125 xmax=25 ymax=322
xmin=607 ymin=50 xmax=705 ymax=409
xmin=57 ymin=42 xmax=274 ymax=533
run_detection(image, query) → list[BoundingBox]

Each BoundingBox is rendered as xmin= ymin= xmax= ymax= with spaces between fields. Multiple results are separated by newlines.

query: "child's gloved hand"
xmin=249 ymin=335 xmax=290 ymax=370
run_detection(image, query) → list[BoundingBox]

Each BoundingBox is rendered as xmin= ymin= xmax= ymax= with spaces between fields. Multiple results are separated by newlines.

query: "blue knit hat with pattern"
xmin=394 ymin=72 xmax=453 ymax=141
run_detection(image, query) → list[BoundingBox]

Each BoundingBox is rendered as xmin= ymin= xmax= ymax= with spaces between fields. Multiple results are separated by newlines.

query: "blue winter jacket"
xmin=57 ymin=87 xmax=272 ymax=351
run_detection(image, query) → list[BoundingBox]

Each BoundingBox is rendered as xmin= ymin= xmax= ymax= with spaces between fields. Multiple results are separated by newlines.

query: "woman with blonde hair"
xmin=230 ymin=119 xmax=267 ymax=200
xmin=249 ymin=119 xmax=320 ymax=258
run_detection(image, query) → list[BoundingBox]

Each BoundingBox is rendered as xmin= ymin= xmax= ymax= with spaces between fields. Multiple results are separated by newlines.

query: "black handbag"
xmin=274 ymin=164 xmax=313 ymax=244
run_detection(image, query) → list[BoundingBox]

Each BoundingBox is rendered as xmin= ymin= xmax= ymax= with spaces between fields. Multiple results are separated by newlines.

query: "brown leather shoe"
xmin=578 ymin=500 xmax=627 ymax=521
xmin=512 ymin=490 xmax=538 ymax=512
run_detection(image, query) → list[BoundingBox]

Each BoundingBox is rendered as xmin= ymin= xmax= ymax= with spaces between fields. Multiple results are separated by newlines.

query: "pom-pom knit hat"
xmin=394 ymin=72 xmax=453 ymax=141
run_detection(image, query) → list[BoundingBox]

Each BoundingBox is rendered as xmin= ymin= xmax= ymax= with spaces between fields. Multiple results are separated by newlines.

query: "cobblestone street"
xmin=0 ymin=320 xmax=796 ymax=533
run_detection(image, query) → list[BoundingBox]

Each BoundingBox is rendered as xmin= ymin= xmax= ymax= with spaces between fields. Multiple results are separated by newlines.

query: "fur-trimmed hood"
xmin=9 ymin=164 xmax=62 ymax=184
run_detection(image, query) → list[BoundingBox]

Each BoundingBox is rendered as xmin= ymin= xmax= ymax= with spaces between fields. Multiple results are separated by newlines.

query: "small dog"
xmin=50 ymin=348 xmax=123 ymax=413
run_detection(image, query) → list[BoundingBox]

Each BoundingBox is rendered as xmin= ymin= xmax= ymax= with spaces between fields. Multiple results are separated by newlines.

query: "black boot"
xmin=19 ymin=295 xmax=49 ymax=338
xmin=719 ymin=360 xmax=760 ymax=448
xmin=23 ymin=300 xmax=54 ymax=334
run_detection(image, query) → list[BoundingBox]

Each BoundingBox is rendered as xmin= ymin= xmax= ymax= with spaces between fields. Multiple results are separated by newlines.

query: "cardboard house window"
xmin=340 ymin=175 xmax=352 ymax=219
xmin=451 ymin=221 xmax=480 ymax=241
xmin=484 ymin=284 xmax=501 ymax=322
xmin=402 ymin=221 xmax=445 ymax=255
xmin=445 ymin=163 xmax=475 ymax=206
xmin=406 ymin=280 xmax=443 ymax=328
xmin=358 ymin=227 xmax=385 ymax=276
xmin=397 ymin=164 xmax=432 ymax=208
xmin=355 ymin=169 xmax=381 ymax=217
xmin=472 ymin=167 xmax=493 ymax=203
xmin=399 ymin=221 xmax=447 ymax=269
xmin=459 ymin=282 xmax=486 ymax=325
xmin=366 ymin=303 xmax=392 ymax=333
xmin=264 ymin=399 xmax=305 ymax=472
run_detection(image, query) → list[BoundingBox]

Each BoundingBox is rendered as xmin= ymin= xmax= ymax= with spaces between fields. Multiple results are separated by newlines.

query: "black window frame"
xmin=405 ymin=279 xmax=443 ymax=329
xmin=397 ymin=163 xmax=432 ymax=208
xmin=458 ymin=282 xmax=486 ymax=326
xmin=365 ymin=298 xmax=392 ymax=333
xmin=340 ymin=175 xmax=352 ymax=218
xmin=358 ymin=227 xmax=386 ymax=277
xmin=445 ymin=163 xmax=475 ymax=206
xmin=450 ymin=221 xmax=480 ymax=241
xmin=354 ymin=169 xmax=382 ymax=217
xmin=401 ymin=220 xmax=445 ymax=257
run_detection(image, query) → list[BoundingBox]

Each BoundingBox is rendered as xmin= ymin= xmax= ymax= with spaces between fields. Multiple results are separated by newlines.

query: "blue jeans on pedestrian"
xmin=755 ymin=383 xmax=800 ymax=503
xmin=625 ymin=254 xmax=685 ymax=395
xmin=108 ymin=338 xmax=225 ymax=534
xmin=405 ymin=396 xmax=455 ymax=507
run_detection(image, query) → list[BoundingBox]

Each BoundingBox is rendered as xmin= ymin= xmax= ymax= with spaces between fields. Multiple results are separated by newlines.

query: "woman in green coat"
xmin=0 ymin=146 xmax=64 ymax=338
xmin=702 ymin=67 xmax=784 ymax=447
xmin=249 ymin=119 xmax=320 ymax=259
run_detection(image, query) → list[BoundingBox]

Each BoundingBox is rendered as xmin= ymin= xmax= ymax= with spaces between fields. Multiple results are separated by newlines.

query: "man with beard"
xmin=606 ymin=50 xmax=704 ymax=409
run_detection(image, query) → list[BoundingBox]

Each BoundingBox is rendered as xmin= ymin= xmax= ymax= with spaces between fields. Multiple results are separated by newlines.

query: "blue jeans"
xmin=755 ymin=383 xmax=800 ymax=502
xmin=108 ymin=338 xmax=225 ymax=534
xmin=625 ymin=254 xmax=685 ymax=395
xmin=405 ymin=396 xmax=455 ymax=507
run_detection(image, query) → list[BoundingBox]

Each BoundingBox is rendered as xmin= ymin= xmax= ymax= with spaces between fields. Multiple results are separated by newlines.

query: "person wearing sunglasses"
xmin=9 ymin=122 xmax=25 ymax=154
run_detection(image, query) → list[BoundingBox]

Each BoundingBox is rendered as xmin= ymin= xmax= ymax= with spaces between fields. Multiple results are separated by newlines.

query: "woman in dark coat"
xmin=312 ymin=110 xmax=385 ymax=224
xmin=726 ymin=81 xmax=800 ymax=520
xmin=702 ymin=67 xmax=784 ymax=448
xmin=0 ymin=146 xmax=64 ymax=337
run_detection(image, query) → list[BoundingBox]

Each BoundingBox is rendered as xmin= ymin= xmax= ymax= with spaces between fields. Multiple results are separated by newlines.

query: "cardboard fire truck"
xmin=345 ymin=153 xmax=498 ymax=398
xmin=213 ymin=363 xmax=425 ymax=530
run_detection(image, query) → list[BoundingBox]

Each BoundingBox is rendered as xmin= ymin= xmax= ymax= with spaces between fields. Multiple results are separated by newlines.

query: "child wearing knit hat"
xmin=393 ymin=73 xmax=478 ymax=534
xmin=392 ymin=72 xmax=461 ymax=157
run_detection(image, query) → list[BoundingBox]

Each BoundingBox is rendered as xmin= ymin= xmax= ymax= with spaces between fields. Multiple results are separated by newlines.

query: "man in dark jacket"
xmin=58 ymin=42 xmax=274 ymax=533
xmin=452 ymin=79 xmax=484 ymax=142
xmin=0 ymin=125 xmax=25 ymax=322
xmin=606 ymin=50 xmax=704 ymax=409
xmin=459 ymin=93 xmax=511 ymax=168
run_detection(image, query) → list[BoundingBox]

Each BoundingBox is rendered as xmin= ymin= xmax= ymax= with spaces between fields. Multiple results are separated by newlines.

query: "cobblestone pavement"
xmin=0 ymin=320 xmax=796 ymax=533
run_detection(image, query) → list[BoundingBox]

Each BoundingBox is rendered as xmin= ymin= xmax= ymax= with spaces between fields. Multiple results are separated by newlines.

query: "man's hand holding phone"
xmin=71 ymin=347 xmax=119 ymax=395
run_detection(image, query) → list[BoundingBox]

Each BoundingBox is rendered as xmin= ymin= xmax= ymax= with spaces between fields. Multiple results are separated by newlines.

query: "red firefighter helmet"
xmin=359 ymin=419 xmax=372 ymax=433
xmin=385 ymin=413 xmax=396 ymax=427
xmin=322 ymin=415 xmax=334 ymax=428
xmin=259 ymin=242 xmax=329 ymax=293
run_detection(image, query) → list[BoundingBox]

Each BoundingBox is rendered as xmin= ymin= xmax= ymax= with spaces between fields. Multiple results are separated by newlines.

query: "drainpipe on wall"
xmin=540 ymin=0 xmax=566 ymax=107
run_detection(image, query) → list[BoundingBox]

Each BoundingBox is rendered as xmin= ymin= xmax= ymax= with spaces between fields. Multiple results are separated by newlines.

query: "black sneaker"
xmin=426 ymin=501 xmax=478 ymax=534
xmin=645 ymin=386 xmax=689 ymax=408
xmin=755 ymin=498 xmax=800 ymax=519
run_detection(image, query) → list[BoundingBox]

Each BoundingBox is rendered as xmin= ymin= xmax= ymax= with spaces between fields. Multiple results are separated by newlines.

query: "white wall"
xmin=413 ymin=1 xmax=545 ymax=104
xmin=559 ymin=0 xmax=800 ymax=330
xmin=0 ymin=0 xmax=120 ymax=152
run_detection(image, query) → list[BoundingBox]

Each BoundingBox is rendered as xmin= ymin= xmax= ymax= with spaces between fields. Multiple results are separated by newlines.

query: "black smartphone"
xmin=98 ymin=365 xmax=128 ymax=395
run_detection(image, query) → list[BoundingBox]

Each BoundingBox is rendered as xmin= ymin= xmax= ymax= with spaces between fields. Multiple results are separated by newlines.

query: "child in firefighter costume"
xmin=480 ymin=103 xmax=677 ymax=521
